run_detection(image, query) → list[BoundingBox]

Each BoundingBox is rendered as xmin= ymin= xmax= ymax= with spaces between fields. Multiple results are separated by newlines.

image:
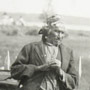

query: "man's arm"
xmin=11 ymin=45 xmax=37 ymax=80
xmin=11 ymin=44 xmax=54 ymax=80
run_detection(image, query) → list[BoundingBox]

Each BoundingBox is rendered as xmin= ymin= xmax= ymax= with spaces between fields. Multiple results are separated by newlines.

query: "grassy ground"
xmin=0 ymin=30 xmax=90 ymax=90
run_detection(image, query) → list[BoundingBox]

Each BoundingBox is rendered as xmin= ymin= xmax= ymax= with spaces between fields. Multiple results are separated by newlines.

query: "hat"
xmin=46 ymin=14 xmax=61 ymax=26
xmin=39 ymin=14 xmax=68 ymax=36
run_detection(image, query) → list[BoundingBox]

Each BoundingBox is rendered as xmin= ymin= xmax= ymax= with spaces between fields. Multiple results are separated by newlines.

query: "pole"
xmin=7 ymin=50 xmax=10 ymax=70
xmin=78 ymin=56 xmax=82 ymax=86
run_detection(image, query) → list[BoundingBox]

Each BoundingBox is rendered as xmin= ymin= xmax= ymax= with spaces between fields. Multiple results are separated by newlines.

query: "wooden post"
xmin=4 ymin=50 xmax=10 ymax=70
xmin=78 ymin=56 xmax=82 ymax=87
xmin=7 ymin=50 xmax=10 ymax=70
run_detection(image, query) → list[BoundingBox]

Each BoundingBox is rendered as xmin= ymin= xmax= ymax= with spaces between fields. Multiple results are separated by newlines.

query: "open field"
xmin=0 ymin=27 xmax=90 ymax=90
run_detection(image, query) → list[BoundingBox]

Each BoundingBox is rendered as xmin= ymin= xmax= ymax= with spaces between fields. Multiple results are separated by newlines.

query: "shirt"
xmin=40 ymin=42 xmax=61 ymax=90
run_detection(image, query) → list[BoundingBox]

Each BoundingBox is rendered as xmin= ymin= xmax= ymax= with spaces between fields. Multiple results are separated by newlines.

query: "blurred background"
xmin=0 ymin=0 xmax=90 ymax=90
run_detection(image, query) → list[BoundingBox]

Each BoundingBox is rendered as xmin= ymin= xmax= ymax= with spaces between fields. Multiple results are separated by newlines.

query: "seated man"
xmin=11 ymin=15 xmax=78 ymax=90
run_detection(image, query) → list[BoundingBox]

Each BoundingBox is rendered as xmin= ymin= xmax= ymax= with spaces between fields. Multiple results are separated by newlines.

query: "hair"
xmin=39 ymin=24 xmax=68 ymax=42
xmin=42 ymin=35 xmax=47 ymax=42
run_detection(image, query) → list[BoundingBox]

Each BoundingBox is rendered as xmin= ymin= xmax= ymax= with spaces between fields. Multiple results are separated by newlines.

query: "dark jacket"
xmin=11 ymin=41 xmax=78 ymax=90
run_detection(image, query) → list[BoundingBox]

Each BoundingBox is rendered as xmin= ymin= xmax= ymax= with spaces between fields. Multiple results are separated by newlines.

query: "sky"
xmin=0 ymin=0 xmax=90 ymax=18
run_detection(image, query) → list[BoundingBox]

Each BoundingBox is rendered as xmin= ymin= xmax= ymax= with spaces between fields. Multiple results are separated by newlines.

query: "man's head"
xmin=39 ymin=14 xmax=68 ymax=46
xmin=39 ymin=25 xmax=67 ymax=46
xmin=46 ymin=29 xmax=65 ymax=46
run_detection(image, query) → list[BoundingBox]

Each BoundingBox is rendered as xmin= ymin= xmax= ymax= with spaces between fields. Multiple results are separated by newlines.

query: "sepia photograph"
xmin=0 ymin=0 xmax=90 ymax=90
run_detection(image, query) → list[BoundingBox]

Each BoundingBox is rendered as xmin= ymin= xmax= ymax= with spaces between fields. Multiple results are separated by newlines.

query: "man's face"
xmin=46 ymin=30 xmax=65 ymax=46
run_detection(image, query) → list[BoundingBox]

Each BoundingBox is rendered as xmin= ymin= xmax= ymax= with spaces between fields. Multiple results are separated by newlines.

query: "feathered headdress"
xmin=39 ymin=14 xmax=68 ymax=37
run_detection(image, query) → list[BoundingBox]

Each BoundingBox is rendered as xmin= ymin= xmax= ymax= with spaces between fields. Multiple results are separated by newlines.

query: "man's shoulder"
xmin=24 ymin=41 xmax=42 ymax=48
xmin=60 ymin=44 xmax=73 ymax=52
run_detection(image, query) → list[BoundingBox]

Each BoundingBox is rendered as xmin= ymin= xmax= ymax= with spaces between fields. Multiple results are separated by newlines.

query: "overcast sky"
xmin=0 ymin=0 xmax=90 ymax=18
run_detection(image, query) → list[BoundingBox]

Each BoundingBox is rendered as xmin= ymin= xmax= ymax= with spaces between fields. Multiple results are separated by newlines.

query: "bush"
xmin=0 ymin=25 xmax=18 ymax=36
xmin=0 ymin=25 xmax=40 ymax=36
xmin=25 ymin=29 xmax=38 ymax=35
xmin=25 ymin=26 xmax=40 ymax=35
xmin=2 ymin=29 xmax=18 ymax=36
xmin=77 ymin=32 xmax=90 ymax=37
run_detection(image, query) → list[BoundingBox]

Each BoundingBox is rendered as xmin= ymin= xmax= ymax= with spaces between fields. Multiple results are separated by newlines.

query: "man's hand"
xmin=49 ymin=60 xmax=64 ymax=79
xmin=36 ymin=62 xmax=55 ymax=71
xmin=36 ymin=59 xmax=61 ymax=72
xmin=49 ymin=59 xmax=61 ymax=70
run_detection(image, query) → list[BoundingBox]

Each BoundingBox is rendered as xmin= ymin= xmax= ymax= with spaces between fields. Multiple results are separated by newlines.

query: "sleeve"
xmin=11 ymin=44 xmax=37 ymax=80
xmin=58 ymin=51 xmax=78 ymax=90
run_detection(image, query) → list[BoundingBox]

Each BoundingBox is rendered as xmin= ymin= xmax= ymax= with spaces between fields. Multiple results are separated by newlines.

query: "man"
xmin=11 ymin=15 xmax=78 ymax=90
